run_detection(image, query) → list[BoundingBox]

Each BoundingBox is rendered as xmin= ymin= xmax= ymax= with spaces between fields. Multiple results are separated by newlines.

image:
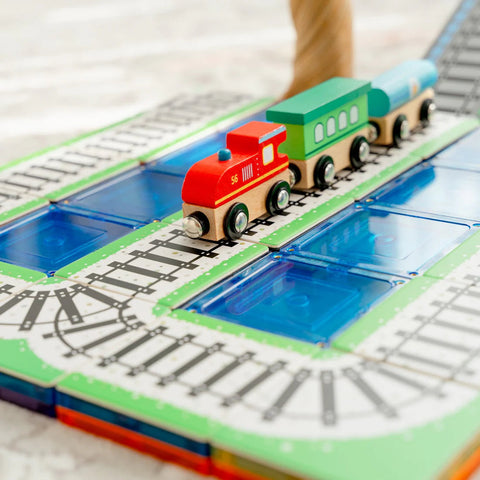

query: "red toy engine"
xmin=182 ymin=121 xmax=291 ymax=241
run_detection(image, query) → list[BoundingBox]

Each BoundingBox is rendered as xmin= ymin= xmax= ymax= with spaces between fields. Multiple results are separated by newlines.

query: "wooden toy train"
xmin=182 ymin=60 xmax=438 ymax=241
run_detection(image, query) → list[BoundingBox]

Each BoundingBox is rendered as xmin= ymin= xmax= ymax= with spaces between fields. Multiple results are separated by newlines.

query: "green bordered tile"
xmin=54 ymin=220 xmax=268 ymax=307
xmin=425 ymin=228 xmax=480 ymax=285
xmin=54 ymin=307 xmax=321 ymax=450
xmin=208 ymin=342 xmax=480 ymax=480
xmin=0 ymin=94 xmax=270 ymax=210
xmin=332 ymin=276 xmax=436 ymax=352
xmin=209 ymin=382 xmax=480 ymax=480
xmin=333 ymin=228 xmax=480 ymax=387
xmin=54 ymin=303 xmax=480 ymax=480
xmin=0 ymin=195 xmax=49 ymax=227
xmin=0 ymin=113 xmax=143 ymax=174
xmin=9 ymin=297 xmax=480 ymax=480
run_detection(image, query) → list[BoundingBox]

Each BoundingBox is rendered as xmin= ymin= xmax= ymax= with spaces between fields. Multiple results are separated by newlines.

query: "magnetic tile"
xmin=0 ymin=204 xmax=139 ymax=275
xmin=366 ymin=161 xmax=480 ymax=222
xmin=63 ymin=166 xmax=184 ymax=225
xmin=210 ymin=346 xmax=480 ymax=480
xmin=184 ymin=253 xmax=402 ymax=344
xmin=334 ymin=272 xmax=480 ymax=389
xmin=0 ymin=93 xmax=268 ymax=204
xmin=54 ymin=220 xmax=268 ymax=307
xmin=285 ymin=203 xmax=472 ymax=278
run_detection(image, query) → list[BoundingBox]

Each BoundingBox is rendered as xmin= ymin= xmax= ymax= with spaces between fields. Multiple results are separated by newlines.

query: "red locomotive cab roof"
xmin=226 ymin=121 xmax=287 ymax=153
xmin=182 ymin=121 xmax=289 ymax=209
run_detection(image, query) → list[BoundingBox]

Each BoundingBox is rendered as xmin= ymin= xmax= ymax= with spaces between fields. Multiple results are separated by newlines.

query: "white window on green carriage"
xmin=314 ymin=123 xmax=324 ymax=143
xmin=327 ymin=117 xmax=336 ymax=137
xmin=262 ymin=144 xmax=274 ymax=165
xmin=339 ymin=111 xmax=347 ymax=130
xmin=350 ymin=105 xmax=359 ymax=124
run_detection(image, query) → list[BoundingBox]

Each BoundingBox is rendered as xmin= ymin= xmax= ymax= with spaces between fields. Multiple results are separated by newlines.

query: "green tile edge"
xmin=166 ymin=309 xmax=336 ymax=358
xmin=55 ymin=222 xmax=168 ymax=278
xmin=0 ymin=339 xmax=63 ymax=386
xmin=57 ymin=372 xmax=211 ymax=441
xmin=334 ymin=227 xmax=480 ymax=351
xmin=0 ymin=261 xmax=47 ymax=282
xmin=260 ymin=117 xmax=480 ymax=247
xmin=209 ymin=394 xmax=480 ymax=480
xmin=412 ymin=117 xmax=479 ymax=159
xmin=332 ymin=276 xmax=437 ymax=351
xmin=162 ymin=210 xmax=183 ymax=224
xmin=0 ymin=197 xmax=48 ymax=226
xmin=425 ymin=228 xmax=480 ymax=280
xmin=260 ymin=194 xmax=353 ymax=247
xmin=157 ymin=243 xmax=269 ymax=309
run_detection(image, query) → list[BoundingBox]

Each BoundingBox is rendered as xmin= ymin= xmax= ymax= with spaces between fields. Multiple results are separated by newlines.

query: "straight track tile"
xmin=0 ymin=93 xmax=268 ymax=203
xmin=54 ymin=220 xmax=268 ymax=308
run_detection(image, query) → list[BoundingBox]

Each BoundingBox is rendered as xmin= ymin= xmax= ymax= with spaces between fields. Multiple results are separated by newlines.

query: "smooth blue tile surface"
xmin=432 ymin=128 xmax=480 ymax=171
xmin=0 ymin=205 xmax=136 ymax=274
xmin=369 ymin=161 xmax=480 ymax=222
xmin=285 ymin=204 xmax=471 ymax=277
xmin=185 ymin=254 xmax=399 ymax=344
xmin=64 ymin=167 xmax=184 ymax=224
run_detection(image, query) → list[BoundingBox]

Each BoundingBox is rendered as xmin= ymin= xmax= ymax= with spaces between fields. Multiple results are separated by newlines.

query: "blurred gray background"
xmin=3 ymin=0 xmax=455 ymax=163
xmin=1 ymin=1 xmax=476 ymax=480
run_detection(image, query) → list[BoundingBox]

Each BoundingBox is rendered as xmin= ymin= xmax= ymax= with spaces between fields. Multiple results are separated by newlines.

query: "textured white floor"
xmin=2 ymin=1 xmax=478 ymax=479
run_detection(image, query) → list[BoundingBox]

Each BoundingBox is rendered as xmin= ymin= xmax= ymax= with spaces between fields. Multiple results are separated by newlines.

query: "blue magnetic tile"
xmin=285 ymin=204 xmax=471 ymax=277
xmin=56 ymin=393 xmax=210 ymax=456
xmin=184 ymin=253 xmax=399 ymax=344
xmin=151 ymin=111 xmax=266 ymax=177
xmin=0 ymin=205 xmax=137 ymax=274
xmin=432 ymin=129 xmax=480 ymax=171
xmin=368 ymin=161 xmax=480 ymax=222
xmin=64 ymin=167 xmax=184 ymax=224
xmin=0 ymin=372 xmax=56 ymax=416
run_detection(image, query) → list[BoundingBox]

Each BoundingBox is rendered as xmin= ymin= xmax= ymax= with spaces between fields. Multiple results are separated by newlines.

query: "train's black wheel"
xmin=224 ymin=203 xmax=249 ymax=240
xmin=420 ymin=98 xmax=435 ymax=126
xmin=350 ymin=136 xmax=369 ymax=169
xmin=313 ymin=155 xmax=335 ymax=188
xmin=266 ymin=181 xmax=290 ymax=215
xmin=393 ymin=114 xmax=409 ymax=147
xmin=183 ymin=212 xmax=210 ymax=239
xmin=288 ymin=164 xmax=301 ymax=187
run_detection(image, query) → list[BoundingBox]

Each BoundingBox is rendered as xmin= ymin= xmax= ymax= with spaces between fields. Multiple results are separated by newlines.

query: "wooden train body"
xmin=266 ymin=77 xmax=377 ymax=189
xmin=182 ymin=121 xmax=291 ymax=241
xmin=368 ymin=60 xmax=437 ymax=145
xmin=265 ymin=59 xmax=437 ymax=190
xmin=181 ymin=60 xmax=438 ymax=241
